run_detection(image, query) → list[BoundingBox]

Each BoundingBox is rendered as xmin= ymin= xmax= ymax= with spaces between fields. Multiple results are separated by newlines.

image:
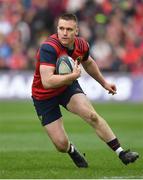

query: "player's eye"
xmin=67 ymin=28 xmax=73 ymax=32
xmin=59 ymin=27 xmax=64 ymax=31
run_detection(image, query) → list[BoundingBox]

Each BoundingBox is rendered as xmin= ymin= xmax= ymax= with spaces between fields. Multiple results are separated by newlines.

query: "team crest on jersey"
xmin=76 ymin=56 xmax=83 ymax=63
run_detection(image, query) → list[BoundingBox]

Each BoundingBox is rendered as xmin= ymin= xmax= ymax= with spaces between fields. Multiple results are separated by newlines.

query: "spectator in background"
xmin=24 ymin=0 xmax=56 ymax=46
xmin=7 ymin=41 xmax=28 ymax=70
xmin=90 ymin=37 xmax=114 ymax=71
xmin=0 ymin=33 xmax=12 ymax=69
xmin=0 ymin=14 xmax=12 ymax=35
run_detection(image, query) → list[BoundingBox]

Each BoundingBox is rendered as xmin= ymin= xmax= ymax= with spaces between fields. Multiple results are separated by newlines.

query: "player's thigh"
xmin=66 ymin=93 xmax=98 ymax=120
xmin=44 ymin=118 xmax=69 ymax=146
xmin=32 ymin=96 xmax=62 ymax=126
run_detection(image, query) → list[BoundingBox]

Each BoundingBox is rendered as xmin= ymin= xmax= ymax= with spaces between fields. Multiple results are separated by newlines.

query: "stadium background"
xmin=0 ymin=0 xmax=143 ymax=179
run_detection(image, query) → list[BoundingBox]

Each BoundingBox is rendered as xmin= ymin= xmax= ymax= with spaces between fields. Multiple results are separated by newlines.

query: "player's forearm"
xmin=42 ymin=73 xmax=77 ymax=89
xmin=83 ymin=59 xmax=106 ymax=87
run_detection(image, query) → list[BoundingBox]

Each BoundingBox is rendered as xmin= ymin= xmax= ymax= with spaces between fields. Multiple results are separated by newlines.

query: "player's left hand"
xmin=103 ymin=83 xmax=117 ymax=95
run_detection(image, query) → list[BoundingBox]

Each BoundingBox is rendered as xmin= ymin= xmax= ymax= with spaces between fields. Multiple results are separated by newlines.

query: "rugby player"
xmin=32 ymin=13 xmax=139 ymax=168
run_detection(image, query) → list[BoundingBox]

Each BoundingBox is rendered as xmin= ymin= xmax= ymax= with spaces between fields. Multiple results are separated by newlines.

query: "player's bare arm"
xmin=82 ymin=56 xmax=117 ymax=95
xmin=40 ymin=61 xmax=80 ymax=89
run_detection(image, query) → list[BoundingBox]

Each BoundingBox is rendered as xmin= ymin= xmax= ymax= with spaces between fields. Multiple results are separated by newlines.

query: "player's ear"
xmin=57 ymin=26 xmax=59 ymax=32
xmin=75 ymin=27 xmax=79 ymax=36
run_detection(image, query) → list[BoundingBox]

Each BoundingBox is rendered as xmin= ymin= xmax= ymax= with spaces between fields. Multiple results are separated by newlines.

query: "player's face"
xmin=57 ymin=19 xmax=78 ymax=48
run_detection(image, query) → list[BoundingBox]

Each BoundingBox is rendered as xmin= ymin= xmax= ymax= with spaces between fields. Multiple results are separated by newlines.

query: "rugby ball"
xmin=56 ymin=55 xmax=75 ymax=75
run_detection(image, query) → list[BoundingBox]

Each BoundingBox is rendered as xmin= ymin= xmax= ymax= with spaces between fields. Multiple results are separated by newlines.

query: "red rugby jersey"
xmin=32 ymin=34 xmax=89 ymax=100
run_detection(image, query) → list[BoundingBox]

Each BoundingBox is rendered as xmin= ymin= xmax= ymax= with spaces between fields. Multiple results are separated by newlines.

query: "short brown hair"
xmin=58 ymin=13 xmax=78 ymax=23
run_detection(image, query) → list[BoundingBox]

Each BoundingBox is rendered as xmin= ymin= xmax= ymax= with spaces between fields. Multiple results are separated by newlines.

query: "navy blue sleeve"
xmin=40 ymin=44 xmax=57 ymax=65
xmin=82 ymin=49 xmax=89 ymax=61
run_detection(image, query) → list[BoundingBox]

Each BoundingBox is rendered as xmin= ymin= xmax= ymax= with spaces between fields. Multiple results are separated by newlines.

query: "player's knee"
xmin=88 ymin=111 xmax=99 ymax=125
xmin=55 ymin=137 xmax=69 ymax=153
xmin=89 ymin=111 xmax=98 ymax=120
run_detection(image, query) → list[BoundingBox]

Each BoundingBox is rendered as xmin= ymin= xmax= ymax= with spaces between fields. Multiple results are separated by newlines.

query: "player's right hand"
xmin=72 ymin=60 xmax=81 ymax=78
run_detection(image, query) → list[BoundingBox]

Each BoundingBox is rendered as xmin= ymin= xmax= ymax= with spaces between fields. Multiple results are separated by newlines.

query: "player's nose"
xmin=63 ymin=29 xmax=67 ymax=35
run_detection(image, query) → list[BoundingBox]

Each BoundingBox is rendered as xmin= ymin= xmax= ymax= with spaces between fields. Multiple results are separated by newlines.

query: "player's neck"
xmin=65 ymin=42 xmax=74 ymax=50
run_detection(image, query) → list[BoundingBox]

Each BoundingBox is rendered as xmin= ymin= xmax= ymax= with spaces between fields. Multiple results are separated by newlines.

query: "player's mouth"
xmin=62 ymin=37 xmax=69 ymax=40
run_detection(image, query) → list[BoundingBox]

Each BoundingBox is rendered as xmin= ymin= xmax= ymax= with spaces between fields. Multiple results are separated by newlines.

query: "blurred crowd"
xmin=0 ymin=0 xmax=143 ymax=74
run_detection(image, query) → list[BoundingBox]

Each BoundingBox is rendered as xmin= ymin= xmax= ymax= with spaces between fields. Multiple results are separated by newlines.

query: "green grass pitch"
xmin=0 ymin=100 xmax=143 ymax=179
